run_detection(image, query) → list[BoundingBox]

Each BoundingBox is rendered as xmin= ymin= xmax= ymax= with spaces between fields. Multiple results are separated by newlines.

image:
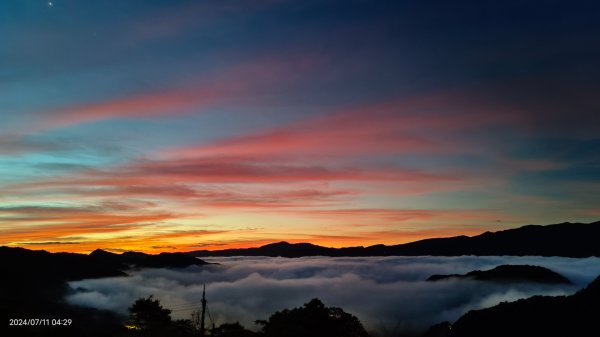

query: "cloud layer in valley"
xmin=66 ymin=256 xmax=600 ymax=334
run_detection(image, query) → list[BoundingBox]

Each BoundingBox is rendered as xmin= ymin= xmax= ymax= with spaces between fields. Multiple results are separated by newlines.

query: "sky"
xmin=1 ymin=0 xmax=599 ymax=253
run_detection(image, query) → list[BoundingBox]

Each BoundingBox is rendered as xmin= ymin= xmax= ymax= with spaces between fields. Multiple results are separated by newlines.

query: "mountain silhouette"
xmin=423 ymin=275 xmax=600 ymax=337
xmin=426 ymin=264 xmax=572 ymax=284
xmin=90 ymin=248 xmax=209 ymax=269
xmin=188 ymin=221 xmax=600 ymax=257
xmin=190 ymin=241 xmax=339 ymax=258
xmin=0 ymin=246 xmax=208 ymax=301
xmin=0 ymin=247 xmax=208 ymax=337
xmin=0 ymin=246 xmax=208 ymax=284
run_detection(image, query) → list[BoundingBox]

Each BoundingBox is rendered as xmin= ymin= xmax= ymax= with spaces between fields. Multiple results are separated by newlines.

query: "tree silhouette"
xmin=257 ymin=298 xmax=370 ymax=337
xmin=211 ymin=322 xmax=257 ymax=337
xmin=126 ymin=295 xmax=172 ymax=336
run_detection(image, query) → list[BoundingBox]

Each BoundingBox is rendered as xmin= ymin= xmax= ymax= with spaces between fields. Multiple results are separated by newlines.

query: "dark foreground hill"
xmin=426 ymin=264 xmax=572 ymax=284
xmin=423 ymin=274 xmax=600 ymax=337
xmin=188 ymin=221 xmax=600 ymax=258
xmin=0 ymin=246 xmax=208 ymax=337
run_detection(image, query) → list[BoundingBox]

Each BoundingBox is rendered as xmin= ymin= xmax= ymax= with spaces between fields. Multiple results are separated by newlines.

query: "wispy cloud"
xmin=0 ymin=135 xmax=66 ymax=155
xmin=0 ymin=203 xmax=176 ymax=250
xmin=29 ymin=88 xmax=220 ymax=132
xmin=165 ymin=94 xmax=514 ymax=161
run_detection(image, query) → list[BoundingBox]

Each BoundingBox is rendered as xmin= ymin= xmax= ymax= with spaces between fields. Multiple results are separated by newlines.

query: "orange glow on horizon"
xmin=6 ymin=224 xmax=501 ymax=254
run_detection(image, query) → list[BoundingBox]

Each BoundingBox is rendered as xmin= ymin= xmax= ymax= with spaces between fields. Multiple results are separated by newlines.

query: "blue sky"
xmin=1 ymin=0 xmax=599 ymax=252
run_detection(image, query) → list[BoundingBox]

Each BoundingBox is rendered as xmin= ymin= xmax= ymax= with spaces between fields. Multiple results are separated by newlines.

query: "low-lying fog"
xmin=67 ymin=256 xmax=600 ymax=334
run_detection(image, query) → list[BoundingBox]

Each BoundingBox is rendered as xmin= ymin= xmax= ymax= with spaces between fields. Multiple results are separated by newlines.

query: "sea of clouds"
xmin=66 ymin=255 xmax=600 ymax=335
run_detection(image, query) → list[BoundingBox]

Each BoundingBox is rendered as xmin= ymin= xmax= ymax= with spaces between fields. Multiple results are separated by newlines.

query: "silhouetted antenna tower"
xmin=200 ymin=283 xmax=207 ymax=337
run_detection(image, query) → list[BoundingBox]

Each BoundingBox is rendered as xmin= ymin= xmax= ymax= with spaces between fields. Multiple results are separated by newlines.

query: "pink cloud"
xmin=272 ymin=208 xmax=507 ymax=223
xmin=165 ymin=92 xmax=521 ymax=162
xmin=21 ymin=51 xmax=330 ymax=135
xmin=19 ymin=160 xmax=457 ymax=189
xmin=29 ymin=87 xmax=220 ymax=132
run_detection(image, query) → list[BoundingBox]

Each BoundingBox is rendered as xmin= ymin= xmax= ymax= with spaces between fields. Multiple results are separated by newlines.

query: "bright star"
xmin=48 ymin=1 xmax=53 ymax=6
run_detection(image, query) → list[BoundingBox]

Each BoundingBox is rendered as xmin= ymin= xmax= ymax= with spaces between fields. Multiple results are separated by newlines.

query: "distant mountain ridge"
xmin=0 ymin=246 xmax=209 ymax=290
xmin=89 ymin=248 xmax=209 ymax=269
xmin=188 ymin=221 xmax=600 ymax=258
xmin=426 ymin=264 xmax=572 ymax=284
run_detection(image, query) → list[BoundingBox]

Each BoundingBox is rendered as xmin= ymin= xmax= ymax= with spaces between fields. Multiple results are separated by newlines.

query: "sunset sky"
xmin=1 ymin=0 xmax=599 ymax=253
